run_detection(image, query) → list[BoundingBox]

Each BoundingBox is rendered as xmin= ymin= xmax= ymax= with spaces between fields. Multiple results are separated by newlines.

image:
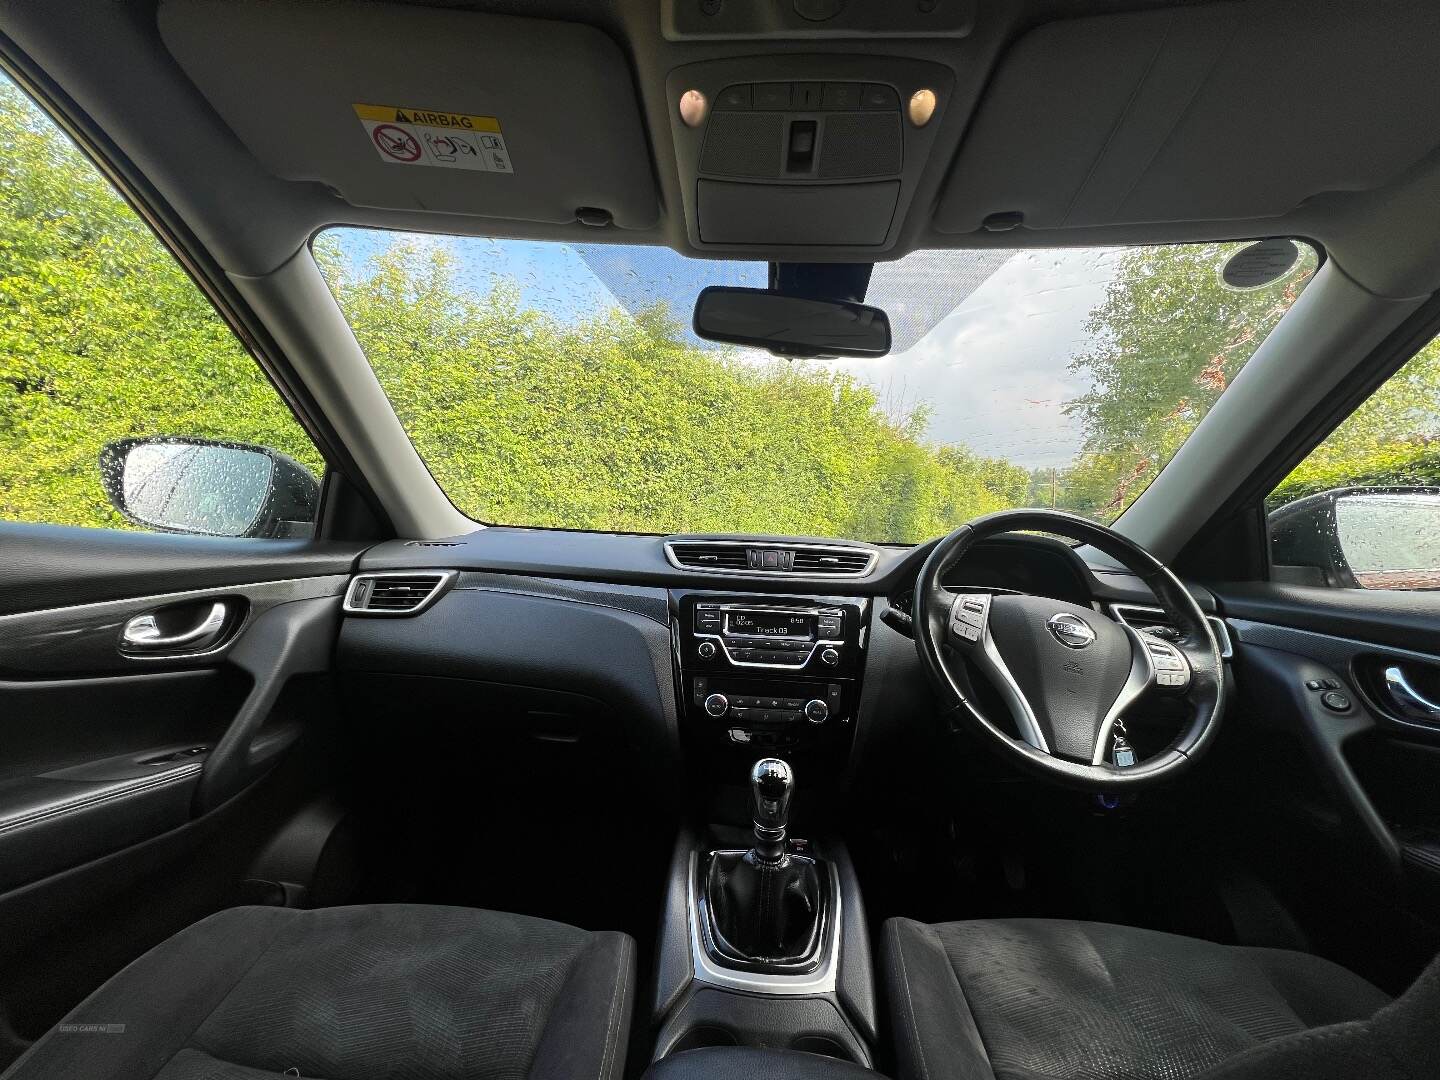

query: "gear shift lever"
xmin=704 ymin=756 xmax=824 ymax=967
xmin=750 ymin=757 xmax=794 ymax=863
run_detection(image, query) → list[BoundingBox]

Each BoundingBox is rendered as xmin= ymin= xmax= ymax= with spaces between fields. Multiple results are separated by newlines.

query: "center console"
xmin=651 ymin=754 xmax=876 ymax=1069
xmin=656 ymin=589 xmax=876 ymax=1068
xmin=673 ymin=590 xmax=869 ymax=754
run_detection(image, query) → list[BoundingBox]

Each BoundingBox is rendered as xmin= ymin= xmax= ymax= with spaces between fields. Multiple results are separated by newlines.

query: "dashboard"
xmin=336 ymin=527 xmax=1217 ymax=775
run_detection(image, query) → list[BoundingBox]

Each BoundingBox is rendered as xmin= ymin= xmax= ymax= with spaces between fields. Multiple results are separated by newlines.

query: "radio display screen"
xmin=726 ymin=611 xmax=816 ymax=638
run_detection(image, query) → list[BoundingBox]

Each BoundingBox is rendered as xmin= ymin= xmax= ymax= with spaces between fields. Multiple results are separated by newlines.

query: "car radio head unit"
xmin=694 ymin=602 xmax=844 ymax=670
xmin=676 ymin=591 xmax=867 ymax=755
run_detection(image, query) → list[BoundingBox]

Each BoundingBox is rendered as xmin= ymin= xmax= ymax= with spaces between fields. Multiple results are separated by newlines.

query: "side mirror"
xmin=1269 ymin=486 xmax=1440 ymax=589
xmin=99 ymin=437 xmax=320 ymax=539
xmin=692 ymin=286 xmax=891 ymax=358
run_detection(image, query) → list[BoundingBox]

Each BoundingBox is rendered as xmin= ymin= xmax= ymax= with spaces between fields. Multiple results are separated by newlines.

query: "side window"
xmin=1268 ymin=334 xmax=1440 ymax=589
xmin=0 ymin=76 xmax=322 ymax=538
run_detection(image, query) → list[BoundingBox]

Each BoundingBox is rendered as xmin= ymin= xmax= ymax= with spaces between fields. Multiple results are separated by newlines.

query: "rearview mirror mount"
xmin=692 ymin=285 xmax=891 ymax=359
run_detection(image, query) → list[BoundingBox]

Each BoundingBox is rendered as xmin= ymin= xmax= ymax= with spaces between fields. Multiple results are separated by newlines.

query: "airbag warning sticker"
xmin=353 ymin=104 xmax=513 ymax=174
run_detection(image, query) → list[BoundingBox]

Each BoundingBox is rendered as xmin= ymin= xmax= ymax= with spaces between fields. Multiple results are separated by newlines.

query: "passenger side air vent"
xmin=343 ymin=571 xmax=456 ymax=616
xmin=404 ymin=540 xmax=465 ymax=548
xmin=667 ymin=542 xmax=752 ymax=571
xmin=664 ymin=540 xmax=877 ymax=578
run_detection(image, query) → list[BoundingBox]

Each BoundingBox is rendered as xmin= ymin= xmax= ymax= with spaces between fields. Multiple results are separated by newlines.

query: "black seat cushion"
xmin=883 ymin=917 xmax=1391 ymax=1080
xmin=2 ymin=904 xmax=635 ymax=1080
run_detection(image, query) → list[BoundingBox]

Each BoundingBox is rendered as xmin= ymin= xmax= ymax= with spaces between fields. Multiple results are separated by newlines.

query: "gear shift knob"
xmin=750 ymin=757 xmax=794 ymax=863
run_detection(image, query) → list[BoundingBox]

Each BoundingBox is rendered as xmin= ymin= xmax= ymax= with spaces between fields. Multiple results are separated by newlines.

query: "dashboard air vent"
xmin=791 ymin=549 xmax=873 ymax=575
xmin=664 ymin=540 xmax=877 ymax=578
xmin=343 ymin=571 xmax=456 ymax=616
xmin=404 ymin=540 xmax=464 ymax=548
xmin=668 ymin=542 xmax=751 ymax=571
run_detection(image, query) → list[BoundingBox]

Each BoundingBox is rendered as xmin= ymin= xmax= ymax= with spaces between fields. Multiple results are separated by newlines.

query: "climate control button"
xmin=703 ymin=693 xmax=730 ymax=718
xmin=804 ymin=699 xmax=829 ymax=724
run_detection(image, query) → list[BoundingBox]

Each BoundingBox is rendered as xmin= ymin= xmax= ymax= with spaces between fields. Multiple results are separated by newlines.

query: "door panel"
xmin=0 ymin=524 xmax=360 ymax=893
xmin=1211 ymin=580 xmax=1440 ymax=988
xmin=0 ymin=522 xmax=363 ymax=1063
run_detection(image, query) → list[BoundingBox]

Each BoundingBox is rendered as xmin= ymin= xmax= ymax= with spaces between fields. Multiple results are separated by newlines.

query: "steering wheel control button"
xmin=704 ymin=693 xmax=730 ymax=718
xmin=949 ymin=592 xmax=990 ymax=643
xmin=1143 ymin=637 xmax=1190 ymax=688
xmin=697 ymin=640 xmax=717 ymax=660
xmin=1321 ymin=691 xmax=1353 ymax=713
xmin=803 ymin=699 xmax=829 ymax=724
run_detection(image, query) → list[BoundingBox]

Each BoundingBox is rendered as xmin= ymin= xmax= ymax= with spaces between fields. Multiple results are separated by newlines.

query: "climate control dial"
xmin=803 ymin=699 xmax=829 ymax=724
xmin=703 ymin=693 xmax=730 ymax=718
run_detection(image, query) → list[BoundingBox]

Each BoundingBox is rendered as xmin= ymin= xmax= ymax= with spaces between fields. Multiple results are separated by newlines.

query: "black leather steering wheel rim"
xmin=914 ymin=509 xmax=1227 ymax=791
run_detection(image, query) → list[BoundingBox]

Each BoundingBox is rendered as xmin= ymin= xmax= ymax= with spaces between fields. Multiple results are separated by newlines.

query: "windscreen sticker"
xmin=352 ymin=104 xmax=513 ymax=174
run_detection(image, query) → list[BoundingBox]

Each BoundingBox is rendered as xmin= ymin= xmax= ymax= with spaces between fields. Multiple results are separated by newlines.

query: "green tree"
xmin=1271 ymin=337 xmax=1440 ymax=504
xmin=0 ymin=78 xmax=321 ymax=528
xmin=1059 ymin=238 xmax=1440 ymax=516
xmin=1062 ymin=243 xmax=1318 ymax=519
xmin=317 ymin=237 xmax=1035 ymax=541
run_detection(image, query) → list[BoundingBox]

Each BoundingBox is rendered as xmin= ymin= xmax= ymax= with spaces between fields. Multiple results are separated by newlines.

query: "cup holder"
xmin=670 ymin=1026 xmax=738 ymax=1054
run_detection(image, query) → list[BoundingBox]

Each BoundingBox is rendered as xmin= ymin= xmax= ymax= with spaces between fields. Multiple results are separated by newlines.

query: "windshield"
xmin=316 ymin=231 xmax=1317 ymax=543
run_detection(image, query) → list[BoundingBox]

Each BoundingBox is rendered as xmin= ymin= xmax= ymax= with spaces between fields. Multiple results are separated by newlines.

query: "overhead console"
xmin=667 ymin=56 xmax=954 ymax=252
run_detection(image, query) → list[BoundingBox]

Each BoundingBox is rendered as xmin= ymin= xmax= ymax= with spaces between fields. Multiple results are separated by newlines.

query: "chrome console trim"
xmin=686 ymin=849 xmax=841 ymax=996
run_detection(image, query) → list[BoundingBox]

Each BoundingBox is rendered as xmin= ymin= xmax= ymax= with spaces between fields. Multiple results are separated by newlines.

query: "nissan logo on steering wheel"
xmin=1047 ymin=612 xmax=1097 ymax=649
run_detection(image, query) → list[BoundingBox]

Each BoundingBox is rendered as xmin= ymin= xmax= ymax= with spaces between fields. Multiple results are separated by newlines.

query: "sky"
xmin=326 ymin=229 xmax=1122 ymax=470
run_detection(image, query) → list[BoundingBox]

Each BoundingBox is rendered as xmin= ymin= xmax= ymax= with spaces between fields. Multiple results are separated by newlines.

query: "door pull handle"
xmin=121 ymin=601 xmax=229 ymax=653
xmin=1382 ymin=665 xmax=1440 ymax=724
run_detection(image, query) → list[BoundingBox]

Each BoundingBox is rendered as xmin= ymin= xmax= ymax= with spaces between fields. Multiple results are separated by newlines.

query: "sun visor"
xmin=157 ymin=0 xmax=658 ymax=230
xmin=935 ymin=1 xmax=1440 ymax=234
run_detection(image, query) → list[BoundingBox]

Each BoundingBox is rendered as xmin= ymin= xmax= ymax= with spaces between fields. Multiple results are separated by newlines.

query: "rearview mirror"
xmin=1269 ymin=486 xmax=1440 ymax=589
xmin=692 ymin=286 xmax=891 ymax=358
xmin=99 ymin=436 xmax=320 ymax=538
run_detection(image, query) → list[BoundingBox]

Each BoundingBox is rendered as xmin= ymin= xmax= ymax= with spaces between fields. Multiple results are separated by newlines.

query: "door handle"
xmin=121 ymin=601 xmax=229 ymax=653
xmin=1382 ymin=665 xmax=1440 ymax=724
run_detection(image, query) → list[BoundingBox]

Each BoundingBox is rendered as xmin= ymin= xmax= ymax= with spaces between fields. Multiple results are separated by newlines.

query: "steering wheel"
xmin=914 ymin=509 xmax=1226 ymax=790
